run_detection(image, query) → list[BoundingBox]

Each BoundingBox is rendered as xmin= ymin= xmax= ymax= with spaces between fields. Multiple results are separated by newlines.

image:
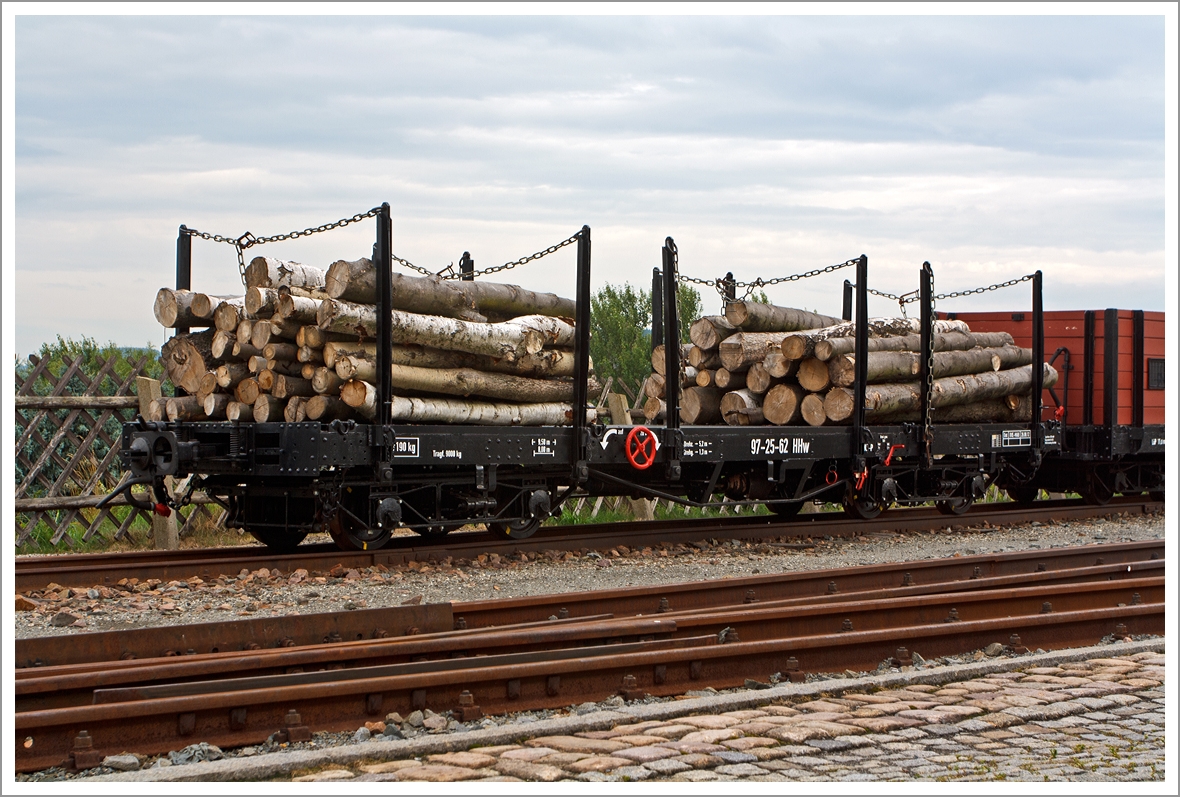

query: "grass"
xmin=15 ymin=504 xmax=249 ymax=556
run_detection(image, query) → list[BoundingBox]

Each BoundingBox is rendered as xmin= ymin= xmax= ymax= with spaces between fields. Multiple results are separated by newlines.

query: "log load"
xmin=718 ymin=332 xmax=797 ymax=372
xmin=720 ymin=389 xmax=764 ymax=426
xmin=724 ymin=301 xmax=843 ymax=333
xmin=651 ymin=344 xmax=692 ymax=376
xmin=763 ymin=383 xmax=804 ymax=426
xmin=780 ymin=318 xmax=971 ymax=360
xmin=191 ymin=294 xmax=238 ymax=320
xmin=680 ymin=387 xmax=722 ymax=425
xmin=245 ymin=257 xmax=326 ymax=291
xmin=827 ymin=346 xmax=1033 ymax=388
xmin=339 ymin=380 xmax=595 ymax=425
xmin=154 ymin=289 xmax=209 ymax=329
xmin=385 ymin=363 xmax=598 ymax=403
xmin=823 ymin=362 xmax=1059 ymax=423
xmin=814 ymin=330 xmax=1016 ymax=361
xmin=689 ymin=316 xmax=738 ymax=350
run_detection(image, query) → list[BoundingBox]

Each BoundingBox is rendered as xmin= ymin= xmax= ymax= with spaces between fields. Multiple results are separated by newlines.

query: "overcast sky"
xmin=9 ymin=11 xmax=1169 ymax=356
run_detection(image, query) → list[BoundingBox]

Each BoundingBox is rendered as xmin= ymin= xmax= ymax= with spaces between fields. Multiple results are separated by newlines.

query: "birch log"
xmin=680 ymin=387 xmax=722 ymax=425
xmin=780 ymin=318 xmax=971 ymax=360
xmin=212 ymin=331 xmax=239 ymax=361
xmin=245 ymin=256 xmax=326 ymax=291
xmin=828 ymin=346 xmax=1033 ymax=387
xmin=154 ymin=289 xmax=209 ymax=329
xmin=216 ymin=362 xmax=251 ymax=389
xmin=203 ymin=393 xmax=232 ymax=420
xmin=165 ymin=396 xmax=205 ymax=422
xmin=386 ymin=363 xmax=596 ymax=403
xmin=720 ymin=389 xmax=764 ymax=426
xmin=323 ymin=258 xmax=485 ymax=321
xmin=191 ymin=294 xmax=237 ymax=320
xmin=452 ymin=280 xmax=577 ymax=321
xmin=719 ymin=332 xmax=797 ymax=372
xmin=214 ymin=300 xmax=246 ymax=332
xmin=297 ymin=326 xmax=354 ymax=349
xmin=252 ymin=318 xmax=301 ymax=349
xmin=244 ymin=287 xmax=281 ymax=318
xmin=651 ymin=344 xmax=691 ymax=376
xmin=161 ymin=330 xmax=220 ymax=393
xmin=724 ymin=302 xmax=843 ymax=333
xmin=763 ymin=384 xmax=804 ymax=426
xmin=689 ymin=316 xmax=738 ymax=350
xmin=304 ymin=395 xmax=353 ymax=421
xmin=340 ymin=380 xmax=593 ymax=425
xmin=696 ymin=369 xmax=717 ymax=388
xmin=226 ymin=401 xmax=252 ymax=422
xmin=814 ymin=330 xmax=1016 ymax=361
xmin=275 ymin=293 xmax=323 ymax=326
xmin=297 ymin=346 xmax=325 ymax=365
xmin=312 ymin=367 xmax=345 ymax=394
xmin=263 ymin=342 xmax=299 ymax=362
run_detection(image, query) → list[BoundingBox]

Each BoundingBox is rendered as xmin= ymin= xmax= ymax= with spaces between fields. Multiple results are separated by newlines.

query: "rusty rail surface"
xmin=14 ymin=496 xmax=1161 ymax=591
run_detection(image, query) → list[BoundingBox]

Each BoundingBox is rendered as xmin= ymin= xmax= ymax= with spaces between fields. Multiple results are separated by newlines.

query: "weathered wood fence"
xmin=14 ymin=352 xmax=223 ymax=549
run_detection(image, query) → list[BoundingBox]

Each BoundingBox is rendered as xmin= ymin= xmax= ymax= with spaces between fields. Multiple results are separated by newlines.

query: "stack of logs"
xmin=151 ymin=256 xmax=599 ymax=425
xmin=644 ymin=299 xmax=1058 ymax=427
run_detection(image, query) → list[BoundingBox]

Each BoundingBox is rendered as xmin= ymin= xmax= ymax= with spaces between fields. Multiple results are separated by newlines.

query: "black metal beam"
xmin=459 ymin=252 xmax=474 ymax=281
xmin=662 ymin=239 xmax=681 ymax=480
xmin=919 ymin=262 xmax=933 ymax=466
xmin=571 ymin=226 xmax=592 ymax=483
xmin=175 ymin=226 xmax=192 ymax=337
xmin=651 ymin=268 xmax=664 ymax=351
xmin=1031 ymin=271 xmax=1044 ymax=456
xmin=842 ymin=279 xmax=853 ymax=321
xmin=376 ymin=204 xmax=392 ymax=428
xmin=852 ymin=255 xmax=869 ymax=470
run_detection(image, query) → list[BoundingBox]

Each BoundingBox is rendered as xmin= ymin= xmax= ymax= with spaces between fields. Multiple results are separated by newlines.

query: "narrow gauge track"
xmin=13 ymin=543 xmax=1165 ymax=772
xmin=15 ymin=496 xmax=1160 ymax=592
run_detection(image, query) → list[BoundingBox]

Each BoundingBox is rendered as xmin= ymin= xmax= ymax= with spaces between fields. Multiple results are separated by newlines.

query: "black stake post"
xmin=571 ymin=226 xmax=592 ymax=484
xmin=375 ymin=203 xmax=393 ymax=429
xmin=842 ymin=279 xmax=853 ymax=322
xmin=460 ymin=251 xmax=474 ymax=281
xmin=651 ymin=267 xmax=664 ymax=350
xmin=175 ymin=225 xmax=192 ymax=336
xmin=1031 ymin=271 xmax=1044 ymax=461
xmin=662 ymin=238 xmax=681 ymax=480
xmin=851 ymin=255 xmax=869 ymax=472
xmin=919 ymin=262 xmax=934 ymax=468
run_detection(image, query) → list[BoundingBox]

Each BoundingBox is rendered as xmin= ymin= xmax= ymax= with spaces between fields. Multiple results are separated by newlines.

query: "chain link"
xmin=457 ymin=232 xmax=582 ymax=280
xmin=932 ymin=274 xmax=1036 ymax=301
xmin=679 ymin=257 xmax=859 ymax=301
xmin=184 ymin=208 xmax=381 ymax=286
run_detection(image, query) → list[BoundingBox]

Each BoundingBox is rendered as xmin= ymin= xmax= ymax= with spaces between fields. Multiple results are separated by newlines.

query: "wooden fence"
xmin=14 ymin=352 xmax=223 ymax=549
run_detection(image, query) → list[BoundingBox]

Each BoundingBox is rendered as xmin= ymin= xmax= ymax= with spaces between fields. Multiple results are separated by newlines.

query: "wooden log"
xmin=160 ymin=330 xmax=219 ymax=393
xmin=800 ymin=393 xmax=828 ymax=427
xmin=724 ymin=301 xmax=843 ymax=333
xmin=14 ymin=395 xmax=139 ymax=410
xmin=297 ymin=346 xmax=325 ymax=365
xmin=324 ymin=257 xmax=482 ymax=320
xmin=165 ymin=396 xmax=205 ymax=422
xmin=304 ymin=395 xmax=353 ymax=421
xmin=235 ymin=378 xmax=261 ymax=405
xmin=646 ymin=373 xmax=666 ymax=399
xmin=203 ymin=393 xmax=232 ymax=420
xmin=245 ymin=256 xmax=326 ymax=291
xmin=275 ymin=293 xmax=323 ymax=326
xmin=651 ymin=344 xmax=691 ymax=376
xmin=719 ymin=332 xmax=797 ymax=373
xmin=297 ymin=325 xmax=354 ymax=349
xmin=225 ymin=401 xmax=252 ymax=422
xmin=340 ymin=380 xmax=593 ymax=425
xmin=215 ymin=362 xmax=251 ymax=389
xmin=873 ymin=394 xmax=1034 ymax=424
xmin=814 ymin=330 xmax=1016 ymax=361
xmin=696 ymin=369 xmax=717 ymax=388
xmin=301 ymin=363 xmax=316 ymax=380
xmin=643 ymin=396 xmax=666 ymax=422
xmin=452 ymin=280 xmax=576 ymax=321
xmin=781 ymin=318 xmax=972 ymax=360
xmin=763 ymin=351 xmax=798 ymax=379
xmin=262 ymin=342 xmax=299 ymax=362
xmin=388 ymin=363 xmax=596 ymax=403
xmin=323 ymin=341 xmax=376 ymax=367
xmin=252 ymin=318 xmax=301 ymax=349
xmin=196 ymin=371 xmax=219 ymax=402
xmin=797 ymin=358 xmax=831 ymax=392
xmin=688 ymin=346 xmax=722 ymax=370
xmin=828 ymin=346 xmax=1033 ymax=388
xmin=214 ymin=299 xmax=246 ymax=332
xmin=253 ymin=394 xmax=286 ymax=423
xmin=154 ymin=289 xmax=210 ymax=328
xmin=689 ymin=316 xmax=738 ymax=350
xmin=720 ymin=389 xmax=764 ymax=426
xmin=312 ymin=367 xmax=345 ymax=394
xmin=146 ymin=398 xmax=166 ymax=422
xmin=746 ymin=362 xmax=778 ymax=395
xmin=247 ymin=355 xmax=269 ymax=374
xmin=244 ymin=286 xmax=281 ymax=319
xmin=232 ymin=341 xmax=262 ymax=360
xmin=191 ymin=293 xmax=237 ymax=320
xmin=236 ymin=318 xmax=254 ymax=344
xmin=272 ymin=374 xmax=316 ymax=399
xmin=283 ymin=396 xmax=306 ymax=423
xmin=335 ymin=355 xmax=374 ymax=382
xmin=256 ymin=369 xmax=277 ymax=392
xmin=763 ymin=384 xmax=804 ymax=426
xmin=211 ymin=331 xmax=240 ymax=361
xmin=680 ymin=386 xmax=722 ymax=425
xmin=824 ymin=362 xmax=1059 ymax=422
xmin=713 ymin=368 xmax=747 ymax=391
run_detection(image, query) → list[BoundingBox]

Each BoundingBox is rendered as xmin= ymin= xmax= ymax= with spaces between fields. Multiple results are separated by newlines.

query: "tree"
xmin=589 ymin=282 xmax=701 ymax=395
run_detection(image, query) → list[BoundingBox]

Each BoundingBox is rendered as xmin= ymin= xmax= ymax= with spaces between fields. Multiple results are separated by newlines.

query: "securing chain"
xmin=933 ymin=274 xmax=1036 ymax=301
xmin=679 ymin=257 xmax=860 ymax=301
xmin=183 ymin=207 xmax=382 ymax=286
xmin=451 ymin=232 xmax=582 ymax=280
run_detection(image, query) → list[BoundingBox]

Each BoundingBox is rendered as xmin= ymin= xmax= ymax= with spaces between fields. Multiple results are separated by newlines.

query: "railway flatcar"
xmin=112 ymin=206 xmax=1164 ymax=551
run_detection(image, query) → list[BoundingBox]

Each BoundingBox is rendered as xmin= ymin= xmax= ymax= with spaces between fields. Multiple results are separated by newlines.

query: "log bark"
xmin=680 ymin=387 xmax=722 ymax=425
xmin=154 ymin=289 xmax=210 ymax=328
xmin=304 ymin=395 xmax=353 ymax=421
xmin=340 ymin=380 xmax=593 ymax=425
xmin=873 ymin=394 xmax=1034 ymax=424
xmin=323 ymin=341 xmax=376 ymax=367
xmin=689 ymin=316 xmax=738 ymax=350
xmin=719 ymin=332 xmax=796 ymax=372
xmin=797 ymin=358 xmax=832 ymax=392
xmin=824 ymin=362 xmax=1060 ymax=422
xmin=232 ymin=341 xmax=262 ymax=360
xmin=324 ymin=257 xmax=483 ymax=321
xmin=814 ymin=330 xmax=1016 ymax=361
xmin=452 ymin=280 xmax=577 ymax=321
xmin=214 ymin=299 xmax=246 ymax=332
xmin=335 ymin=355 xmax=374 ymax=382
xmin=190 ymin=293 xmax=237 ymax=320
xmin=253 ymin=394 xmax=286 ymax=423
xmin=720 ymin=389 xmax=764 ymax=426
xmin=226 ymin=401 xmax=252 ymax=422
xmin=275 ymin=293 xmax=323 ymax=326
xmin=696 ymin=369 xmax=717 ymax=388
xmin=203 ymin=393 xmax=232 ymax=420
xmin=724 ymin=302 xmax=843 ymax=333
xmin=244 ymin=287 xmax=280 ymax=319
xmin=800 ymin=393 xmax=828 ymax=427
xmin=688 ymin=346 xmax=722 ymax=370
xmin=828 ymin=346 xmax=1033 ymax=388
xmin=643 ymin=396 xmax=666 ymax=422
xmin=245 ymin=256 xmax=326 ymax=291
xmin=272 ymin=375 xmax=316 ymax=399
xmin=388 ymin=363 xmax=596 ymax=403
xmin=312 ymin=367 xmax=345 ymax=394
xmin=160 ymin=330 xmax=220 ymax=393
xmin=713 ymin=368 xmax=747 ymax=391
xmin=781 ymin=318 xmax=971 ymax=360
xmin=165 ymin=396 xmax=205 ymax=422
xmin=763 ymin=384 xmax=804 ymax=426
xmin=235 ymin=378 xmax=261 ymax=405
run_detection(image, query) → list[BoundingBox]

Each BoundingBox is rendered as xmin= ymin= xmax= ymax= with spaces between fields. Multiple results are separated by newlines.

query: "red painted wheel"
xmin=625 ymin=426 xmax=658 ymax=470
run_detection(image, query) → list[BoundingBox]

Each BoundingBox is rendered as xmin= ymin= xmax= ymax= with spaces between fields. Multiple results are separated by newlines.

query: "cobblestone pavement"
xmin=80 ymin=640 xmax=1166 ymax=784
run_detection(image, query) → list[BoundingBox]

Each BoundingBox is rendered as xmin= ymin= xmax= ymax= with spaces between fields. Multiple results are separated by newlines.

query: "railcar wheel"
xmin=769 ymin=501 xmax=804 ymax=518
xmin=1006 ymin=486 xmax=1039 ymax=505
xmin=843 ymin=495 xmax=885 ymax=520
xmin=327 ymin=511 xmax=391 ymax=551
xmin=935 ymin=495 xmax=974 ymax=516
xmin=247 ymin=528 xmax=308 ymax=554
xmin=1081 ymin=473 xmax=1113 ymax=506
xmin=488 ymin=517 xmax=542 ymax=540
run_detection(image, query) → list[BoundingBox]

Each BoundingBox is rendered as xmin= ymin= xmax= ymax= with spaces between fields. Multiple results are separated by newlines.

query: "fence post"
xmin=136 ymin=377 xmax=179 ymax=550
